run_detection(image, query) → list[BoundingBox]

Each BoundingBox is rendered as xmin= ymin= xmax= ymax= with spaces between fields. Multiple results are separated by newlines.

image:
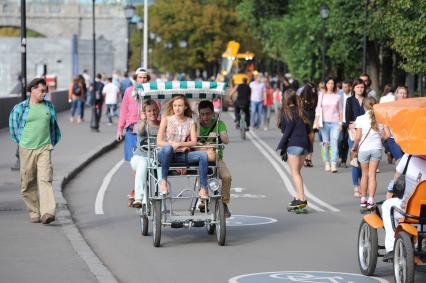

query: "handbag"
xmin=350 ymin=127 xmax=371 ymax=167
xmin=193 ymin=144 xmax=216 ymax=162
xmin=313 ymin=93 xmax=324 ymax=129
xmin=393 ymin=155 xmax=412 ymax=199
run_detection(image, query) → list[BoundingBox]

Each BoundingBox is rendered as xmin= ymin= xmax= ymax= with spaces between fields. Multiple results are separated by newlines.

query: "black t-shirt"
xmin=235 ymin=84 xmax=251 ymax=107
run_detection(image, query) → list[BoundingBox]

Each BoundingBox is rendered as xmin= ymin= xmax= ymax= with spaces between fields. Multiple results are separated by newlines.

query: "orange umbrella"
xmin=373 ymin=97 xmax=426 ymax=155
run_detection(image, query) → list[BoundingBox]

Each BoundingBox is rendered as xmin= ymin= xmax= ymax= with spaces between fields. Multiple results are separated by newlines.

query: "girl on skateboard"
xmin=276 ymin=89 xmax=312 ymax=211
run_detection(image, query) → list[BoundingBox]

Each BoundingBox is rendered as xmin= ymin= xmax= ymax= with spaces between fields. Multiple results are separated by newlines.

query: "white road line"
xmin=249 ymin=130 xmax=340 ymax=212
xmin=229 ymin=112 xmax=339 ymax=212
xmin=95 ymin=159 xmax=125 ymax=215
xmin=247 ymin=131 xmax=324 ymax=212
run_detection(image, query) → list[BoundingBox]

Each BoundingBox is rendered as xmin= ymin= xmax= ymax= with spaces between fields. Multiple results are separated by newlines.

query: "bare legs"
xmin=288 ymin=154 xmax=306 ymax=201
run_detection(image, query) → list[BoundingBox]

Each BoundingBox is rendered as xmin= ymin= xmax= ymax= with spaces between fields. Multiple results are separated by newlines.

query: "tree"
xmin=130 ymin=0 xmax=261 ymax=76
xmin=376 ymin=0 xmax=426 ymax=74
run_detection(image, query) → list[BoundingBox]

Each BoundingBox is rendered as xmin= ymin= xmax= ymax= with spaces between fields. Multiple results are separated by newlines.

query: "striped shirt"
xmin=9 ymin=99 xmax=61 ymax=146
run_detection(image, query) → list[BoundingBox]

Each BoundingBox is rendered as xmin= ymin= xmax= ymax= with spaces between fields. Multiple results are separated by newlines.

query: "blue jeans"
xmin=387 ymin=138 xmax=404 ymax=161
xmin=106 ymin=104 xmax=118 ymax=123
xmin=70 ymin=98 xmax=82 ymax=117
xmin=250 ymin=101 xmax=263 ymax=128
xmin=320 ymin=122 xmax=340 ymax=162
xmin=158 ymin=145 xmax=208 ymax=188
xmin=348 ymin=138 xmax=362 ymax=186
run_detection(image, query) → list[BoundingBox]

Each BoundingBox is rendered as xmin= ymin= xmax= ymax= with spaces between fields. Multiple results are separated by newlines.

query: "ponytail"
xmin=363 ymin=96 xmax=378 ymax=131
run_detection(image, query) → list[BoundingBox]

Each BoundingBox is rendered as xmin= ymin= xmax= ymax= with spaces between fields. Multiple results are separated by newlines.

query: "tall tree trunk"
xmin=366 ymin=41 xmax=380 ymax=93
xmin=380 ymin=46 xmax=393 ymax=90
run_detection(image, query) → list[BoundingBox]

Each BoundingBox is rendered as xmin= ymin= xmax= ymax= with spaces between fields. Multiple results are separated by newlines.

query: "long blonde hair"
xmin=164 ymin=95 xmax=193 ymax=117
xmin=363 ymin=96 xmax=378 ymax=131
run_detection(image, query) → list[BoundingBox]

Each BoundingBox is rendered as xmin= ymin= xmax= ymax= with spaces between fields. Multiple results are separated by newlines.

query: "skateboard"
xmin=287 ymin=204 xmax=308 ymax=214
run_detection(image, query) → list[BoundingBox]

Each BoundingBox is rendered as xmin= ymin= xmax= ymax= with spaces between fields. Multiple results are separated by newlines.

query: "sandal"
xmin=353 ymin=187 xmax=361 ymax=198
xmin=305 ymin=159 xmax=313 ymax=167
xmin=159 ymin=180 xmax=169 ymax=196
xmin=198 ymin=188 xmax=209 ymax=200
xmin=176 ymin=168 xmax=187 ymax=175
xmin=304 ymin=159 xmax=309 ymax=167
xmin=133 ymin=200 xmax=142 ymax=208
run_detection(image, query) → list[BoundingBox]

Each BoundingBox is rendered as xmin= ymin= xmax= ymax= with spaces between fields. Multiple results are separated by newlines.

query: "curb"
xmin=53 ymin=139 xmax=120 ymax=283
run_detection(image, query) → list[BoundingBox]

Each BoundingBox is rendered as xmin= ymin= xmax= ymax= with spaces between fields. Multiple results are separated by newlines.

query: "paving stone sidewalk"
xmin=0 ymin=109 xmax=119 ymax=283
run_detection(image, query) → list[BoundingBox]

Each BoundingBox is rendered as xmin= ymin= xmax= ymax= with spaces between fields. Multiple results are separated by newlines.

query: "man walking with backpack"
xmin=9 ymin=78 xmax=61 ymax=224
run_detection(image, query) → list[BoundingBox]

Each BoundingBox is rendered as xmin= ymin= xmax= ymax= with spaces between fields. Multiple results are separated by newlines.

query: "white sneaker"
xmin=331 ymin=162 xmax=337 ymax=173
xmin=325 ymin=162 xmax=331 ymax=171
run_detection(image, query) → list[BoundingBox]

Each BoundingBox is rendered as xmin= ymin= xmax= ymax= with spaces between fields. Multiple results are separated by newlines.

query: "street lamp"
xmin=320 ymin=4 xmax=329 ymax=81
xmin=90 ymin=0 xmax=99 ymax=132
xmin=124 ymin=4 xmax=135 ymax=72
xmin=362 ymin=0 xmax=370 ymax=73
xmin=137 ymin=20 xmax=143 ymax=67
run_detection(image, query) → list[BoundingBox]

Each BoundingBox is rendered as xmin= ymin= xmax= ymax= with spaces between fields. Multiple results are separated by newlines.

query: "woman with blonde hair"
xmin=156 ymin=95 xmax=209 ymax=199
xmin=351 ymin=96 xmax=382 ymax=209
xmin=276 ymin=89 xmax=311 ymax=209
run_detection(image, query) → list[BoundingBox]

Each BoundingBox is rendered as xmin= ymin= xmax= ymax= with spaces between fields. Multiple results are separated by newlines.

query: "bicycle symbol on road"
xmin=229 ymin=271 xmax=389 ymax=283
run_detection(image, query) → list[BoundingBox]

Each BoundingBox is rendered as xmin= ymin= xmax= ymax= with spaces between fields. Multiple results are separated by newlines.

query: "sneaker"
xmin=331 ymin=162 xmax=338 ymax=173
xmin=223 ymin=203 xmax=231 ymax=218
xmin=376 ymin=168 xmax=380 ymax=173
xmin=360 ymin=198 xmax=367 ymax=208
xmin=30 ymin=217 xmax=41 ymax=223
xmin=325 ymin=162 xmax=331 ymax=172
xmin=133 ymin=199 xmax=142 ymax=208
xmin=41 ymin=213 xmax=55 ymax=224
xmin=289 ymin=198 xmax=307 ymax=208
xmin=128 ymin=189 xmax=135 ymax=199
xmin=367 ymin=200 xmax=376 ymax=210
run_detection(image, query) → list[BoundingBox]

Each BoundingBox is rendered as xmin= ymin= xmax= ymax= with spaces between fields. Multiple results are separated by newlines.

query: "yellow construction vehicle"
xmin=217 ymin=40 xmax=256 ymax=86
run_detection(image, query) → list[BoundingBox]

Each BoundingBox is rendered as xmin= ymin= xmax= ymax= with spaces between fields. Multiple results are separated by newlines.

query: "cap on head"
xmin=135 ymin=67 xmax=147 ymax=75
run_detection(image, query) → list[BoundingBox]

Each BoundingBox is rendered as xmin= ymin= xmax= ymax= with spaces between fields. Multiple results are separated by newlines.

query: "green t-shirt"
xmin=19 ymin=103 xmax=51 ymax=149
xmin=199 ymin=119 xmax=227 ymax=159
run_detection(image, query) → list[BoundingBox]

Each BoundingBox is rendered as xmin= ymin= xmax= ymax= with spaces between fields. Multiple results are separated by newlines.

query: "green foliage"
xmin=0 ymin=27 xmax=44 ymax=38
xmin=377 ymin=0 xmax=426 ymax=74
xmin=130 ymin=0 xmax=261 ymax=74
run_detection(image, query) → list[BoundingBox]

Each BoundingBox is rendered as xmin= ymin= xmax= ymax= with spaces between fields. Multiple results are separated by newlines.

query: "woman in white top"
xmin=351 ymin=97 xmax=382 ymax=209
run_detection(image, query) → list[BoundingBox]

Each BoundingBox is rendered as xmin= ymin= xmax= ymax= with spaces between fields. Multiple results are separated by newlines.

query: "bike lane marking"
xmin=95 ymin=159 xmax=125 ymax=215
xmin=229 ymin=271 xmax=389 ymax=283
xmin=248 ymin=130 xmax=340 ymax=212
xmin=226 ymin=215 xmax=277 ymax=226
xmin=244 ymin=129 xmax=324 ymax=212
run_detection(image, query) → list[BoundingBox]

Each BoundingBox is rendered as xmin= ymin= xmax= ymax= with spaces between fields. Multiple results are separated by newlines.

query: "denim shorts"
xmin=358 ymin=149 xmax=382 ymax=163
xmin=287 ymin=146 xmax=308 ymax=156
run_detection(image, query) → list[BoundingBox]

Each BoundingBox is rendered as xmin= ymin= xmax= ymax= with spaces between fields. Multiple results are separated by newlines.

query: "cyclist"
xmin=231 ymin=77 xmax=251 ymax=130
xmin=198 ymin=100 xmax=232 ymax=218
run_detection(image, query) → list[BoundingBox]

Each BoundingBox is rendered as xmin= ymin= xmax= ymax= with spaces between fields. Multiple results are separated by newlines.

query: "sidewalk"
xmin=0 ymin=109 xmax=119 ymax=283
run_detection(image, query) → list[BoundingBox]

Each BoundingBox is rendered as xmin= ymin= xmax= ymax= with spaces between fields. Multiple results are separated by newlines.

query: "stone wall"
xmin=0 ymin=37 xmax=113 ymax=96
xmin=0 ymin=1 xmax=127 ymax=80
xmin=0 ymin=90 xmax=68 ymax=129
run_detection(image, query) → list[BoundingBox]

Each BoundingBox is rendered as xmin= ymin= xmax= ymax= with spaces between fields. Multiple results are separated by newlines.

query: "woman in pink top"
xmin=116 ymin=68 xmax=150 ymax=161
xmin=315 ymin=77 xmax=343 ymax=172
xmin=157 ymin=95 xmax=209 ymax=199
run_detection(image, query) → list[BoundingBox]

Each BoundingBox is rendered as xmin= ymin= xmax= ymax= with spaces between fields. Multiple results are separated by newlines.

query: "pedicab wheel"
xmin=215 ymin=200 xmax=226 ymax=246
xmin=152 ymin=201 xmax=162 ymax=247
xmin=393 ymin=231 xmax=415 ymax=283
xmin=140 ymin=205 xmax=149 ymax=236
xmin=357 ymin=220 xmax=378 ymax=276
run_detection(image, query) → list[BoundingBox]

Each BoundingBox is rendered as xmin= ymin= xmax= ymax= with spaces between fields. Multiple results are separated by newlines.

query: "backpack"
xmin=73 ymin=82 xmax=81 ymax=96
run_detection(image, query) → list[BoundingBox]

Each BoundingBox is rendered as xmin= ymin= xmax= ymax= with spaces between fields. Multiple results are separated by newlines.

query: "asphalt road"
xmin=64 ymin=112 xmax=426 ymax=283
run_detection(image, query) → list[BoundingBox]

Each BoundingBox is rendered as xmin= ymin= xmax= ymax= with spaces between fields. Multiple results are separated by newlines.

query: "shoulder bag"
xmin=349 ymin=127 xmax=371 ymax=167
xmin=313 ymin=92 xmax=324 ymax=129
xmin=393 ymin=155 xmax=412 ymax=199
